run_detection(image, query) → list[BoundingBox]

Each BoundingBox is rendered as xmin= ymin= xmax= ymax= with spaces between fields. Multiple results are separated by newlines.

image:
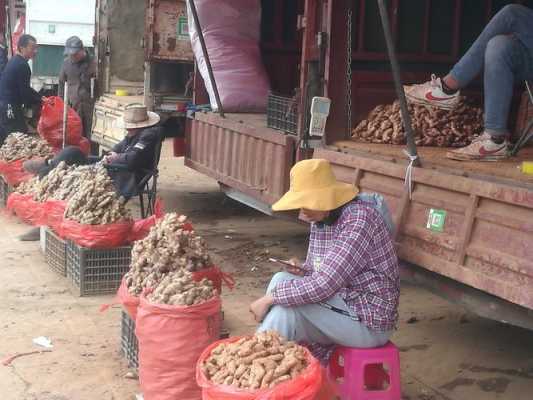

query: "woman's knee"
xmin=498 ymin=4 xmax=528 ymax=20
xmin=266 ymin=271 xmax=300 ymax=292
xmin=485 ymin=35 xmax=516 ymax=64
xmin=258 ymin=305 xmax=297 ymax=339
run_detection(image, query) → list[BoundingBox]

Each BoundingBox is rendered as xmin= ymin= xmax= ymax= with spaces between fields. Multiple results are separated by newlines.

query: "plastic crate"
xmin=66 ymin=241 xmax=132 ymax=296
xmin=0 ymin=176 xmax=11 ymax=206
xmin=120 ymin=311 xmax=139 ymax=369
xmin=267 ymin=92 xmax=298 ymax=135
xmin=45 ymin=228 xmax=67 ymax=276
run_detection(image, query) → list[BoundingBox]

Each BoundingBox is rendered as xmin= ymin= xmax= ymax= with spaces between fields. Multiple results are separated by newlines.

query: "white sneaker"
xmin=404 ymin=74 xmax=460 ymax=110
xmin=446 ymin=135 xmax=509 ymax=161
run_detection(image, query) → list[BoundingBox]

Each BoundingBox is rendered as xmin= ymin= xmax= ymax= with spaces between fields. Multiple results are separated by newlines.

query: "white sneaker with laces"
xmin=446 ymin=134 xmax=509 ymax=161
xmin=404 ymin=74 xmax=460 ymax=110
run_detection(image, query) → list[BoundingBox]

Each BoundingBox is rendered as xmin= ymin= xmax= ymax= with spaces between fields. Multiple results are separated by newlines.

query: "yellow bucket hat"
xmin=272 ymin=159 xmax=359 ymax=211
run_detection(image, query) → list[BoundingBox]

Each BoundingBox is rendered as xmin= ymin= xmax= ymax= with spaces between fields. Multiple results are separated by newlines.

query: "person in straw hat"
xmin=19 ymin=106 xmax=160 ymax=241
xmin=250 ymin=159 xmax=399 ymax=363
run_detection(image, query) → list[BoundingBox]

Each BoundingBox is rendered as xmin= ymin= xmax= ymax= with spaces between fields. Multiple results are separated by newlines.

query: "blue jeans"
xmin=257 ymin=272 xmax=391 ymax=348
xmin=450 ymin=4 xmax=533 ymax=136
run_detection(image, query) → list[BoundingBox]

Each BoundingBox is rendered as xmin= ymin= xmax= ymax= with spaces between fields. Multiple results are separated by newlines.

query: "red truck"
xmin=184 ymin=0 xmax=533 ymax=329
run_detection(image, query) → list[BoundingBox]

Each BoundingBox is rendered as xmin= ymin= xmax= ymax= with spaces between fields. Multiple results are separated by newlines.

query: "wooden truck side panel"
xmin=186 ymin=113 xmax=296 ymax=205
xmin=314 ymin=147 xmax=533 ymax=310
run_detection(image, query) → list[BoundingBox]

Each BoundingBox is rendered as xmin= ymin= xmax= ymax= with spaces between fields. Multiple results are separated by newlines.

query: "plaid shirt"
xmin=272 ymin=200 xmax=400 ymax=332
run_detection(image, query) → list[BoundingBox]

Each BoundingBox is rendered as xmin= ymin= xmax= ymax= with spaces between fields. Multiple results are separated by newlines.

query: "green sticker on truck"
xmin=427 ymin=209 xmax=447 ymax=232
xmin=177 ymin=16 xmax=189 ymax=40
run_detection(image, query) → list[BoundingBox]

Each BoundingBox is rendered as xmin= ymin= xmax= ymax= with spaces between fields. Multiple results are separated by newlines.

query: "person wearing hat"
xmin=19 ymin=106 xmax=161 ymax=241
xmin=58 ymin=36 xmax=97 ymax=141
xmin=250 ymin=159 xmax=400 ymax=362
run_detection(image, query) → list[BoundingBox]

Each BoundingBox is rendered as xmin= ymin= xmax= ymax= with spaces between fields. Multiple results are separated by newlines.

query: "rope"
xmin=403 ymin=149 xmax=419 ymax=200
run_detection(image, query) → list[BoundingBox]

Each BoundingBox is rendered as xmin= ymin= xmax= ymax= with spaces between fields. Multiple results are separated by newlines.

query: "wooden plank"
xmin=455 ymin=195 xmax=479 ymax=265
xmin=475 ymin=209 xmax=533 ymax=234
xmin=315 ymin=147 xmax=533 ymax=209
xmin=324 ymin=0 xmax=351 ymax=141
xmin=394 ymin=190 xmax=410 ymax=240
xmin=333 ymin=140 xmax=533 ymax=185
xmin=466 ymin=245 xmax=533 ymax=278
xmin=452 ymin=0 xmax=462 ymax=59
xmin=352 ymin=168 xmax=363 ymax=186
xmin=402 ymin=224 xmax=458 ymax=252
xmin=398 ymin=242 xmax=533 ymax=310
xmin=195 ymin=113 xmax=291 ymax=145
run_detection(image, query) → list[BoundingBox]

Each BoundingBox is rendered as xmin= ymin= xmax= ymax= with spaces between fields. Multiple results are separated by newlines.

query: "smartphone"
xmin=268 ymin=258 xmax=306 ymax=272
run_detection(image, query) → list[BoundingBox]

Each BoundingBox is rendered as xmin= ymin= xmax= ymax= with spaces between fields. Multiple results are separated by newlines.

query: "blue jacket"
xmin=0 ymin=54 xmax=41 ymax=106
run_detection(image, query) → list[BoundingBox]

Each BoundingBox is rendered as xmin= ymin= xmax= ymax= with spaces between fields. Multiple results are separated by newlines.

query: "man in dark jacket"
xmin=0 ymin=34 xmax=42 ymax=145
xmin=58 ymin=36 xmax=96 ymax=139
xmin=20 ymin=106 xmax=161 ymax=241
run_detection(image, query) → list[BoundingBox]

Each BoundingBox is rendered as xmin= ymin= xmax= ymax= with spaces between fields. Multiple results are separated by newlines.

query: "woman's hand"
xmin=249 ymin=294 xmax=274 ymax=323
xmin=286 ymin=257 xmax=306 ymax=276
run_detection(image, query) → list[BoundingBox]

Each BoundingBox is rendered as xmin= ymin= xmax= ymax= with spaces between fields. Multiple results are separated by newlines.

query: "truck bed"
xmin=186 ymin=112 xmax=296 ymax=205
xmin=333 ymin=140 xmax=533 ymax=188
xmin=316 ymin=144 xmax=533 ymax=312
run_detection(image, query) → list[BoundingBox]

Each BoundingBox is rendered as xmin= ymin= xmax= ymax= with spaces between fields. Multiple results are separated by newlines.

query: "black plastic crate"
xmin=267 ymin=92 xmax=298 ymax=135
xmin=66 ymin=241 xmax=132 ymax=296
xmin=0 ymin=176 xmax=11 ymax=206
xmin=45 ymin=228 xmax=67 ymax=276
xmin=120 ymin=311 xmax=138 ymax=370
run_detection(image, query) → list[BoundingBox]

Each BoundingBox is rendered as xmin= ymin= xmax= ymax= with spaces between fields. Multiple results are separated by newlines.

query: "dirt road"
xmin=2 ymin=142 xmax=533 ymax=399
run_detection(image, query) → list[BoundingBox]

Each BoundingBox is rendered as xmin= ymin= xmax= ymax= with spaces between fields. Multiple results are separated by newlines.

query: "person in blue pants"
xmin=405 ymin=4 xmax=533 ymax=161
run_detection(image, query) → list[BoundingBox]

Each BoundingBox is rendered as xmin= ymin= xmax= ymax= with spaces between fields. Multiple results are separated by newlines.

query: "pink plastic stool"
xmin=328 ymin=341 xmax=402 ymax=400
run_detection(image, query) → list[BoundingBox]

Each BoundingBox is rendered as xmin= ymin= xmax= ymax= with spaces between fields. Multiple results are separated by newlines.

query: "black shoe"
xmin=18 ymin=227 xmax=41 ymax=241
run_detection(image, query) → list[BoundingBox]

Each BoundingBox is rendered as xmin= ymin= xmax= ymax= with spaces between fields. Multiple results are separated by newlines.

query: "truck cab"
xmin=92 ymin=0 xmax=193 ymax=151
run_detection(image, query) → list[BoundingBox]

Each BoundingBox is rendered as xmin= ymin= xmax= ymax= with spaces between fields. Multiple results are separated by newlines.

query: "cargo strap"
xmin=403 ymin=150 xmax=418 ymax=200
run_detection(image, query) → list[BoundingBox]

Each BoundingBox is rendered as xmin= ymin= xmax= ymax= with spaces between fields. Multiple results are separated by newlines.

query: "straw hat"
xmin=272 ymin=159 xmax=359 ymax=211
xmin=120 ymin=104 xmax=160 ymax=129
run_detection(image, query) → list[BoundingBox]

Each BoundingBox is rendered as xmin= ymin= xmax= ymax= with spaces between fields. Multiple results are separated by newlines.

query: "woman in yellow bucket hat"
xmin=250 ymin=159 xmax=400 ymax=363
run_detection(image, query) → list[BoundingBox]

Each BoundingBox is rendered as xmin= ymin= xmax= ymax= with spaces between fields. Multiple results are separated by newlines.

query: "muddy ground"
xmin=1 ymin=142 xmax=533 ymax=399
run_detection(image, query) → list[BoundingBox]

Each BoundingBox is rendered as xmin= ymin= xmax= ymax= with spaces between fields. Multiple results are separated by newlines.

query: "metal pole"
xmin=188 ymin=0 xmax=225 ymax=117
xmin=5 ymin=4 xmax=12 ymax=57
xmin=62 ymin=82 xmax=69 ymax=149
xmin=377 ymin=0 xmax=420 ymax=166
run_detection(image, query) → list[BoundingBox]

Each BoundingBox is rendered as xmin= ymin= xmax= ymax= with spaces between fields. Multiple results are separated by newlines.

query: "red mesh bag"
xmin=58 ymin=218 xmax=134 ymax=248
xmin=38 ymin=96 xmax=83 ymax=148
xmin=196 ymin=336 xmax=334 ymax=400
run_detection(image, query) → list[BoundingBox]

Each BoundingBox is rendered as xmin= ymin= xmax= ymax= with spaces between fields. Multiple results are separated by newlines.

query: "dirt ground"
xmin=2 ymin=141 xmax=533 ymax=400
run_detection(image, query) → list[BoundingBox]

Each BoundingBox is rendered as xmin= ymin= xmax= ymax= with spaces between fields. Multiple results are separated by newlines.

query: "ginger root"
xmin=125 ymin=213 xmax=213 ymax=295
xmin=352 ymin=98 xmax=483 ymax=147
xmin=0 ymin=132 xmax=53 ymax=162
xmin=202 ymin=331 xmax=308 ymax=390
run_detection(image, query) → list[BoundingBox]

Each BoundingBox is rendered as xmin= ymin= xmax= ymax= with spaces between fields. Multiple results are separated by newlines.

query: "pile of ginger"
xmin=201 ymin=331 xmax=308 ymax=390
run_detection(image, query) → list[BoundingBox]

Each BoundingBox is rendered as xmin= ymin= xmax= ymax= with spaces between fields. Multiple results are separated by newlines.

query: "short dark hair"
xmin=17 ymin=34 xmax=37 ymax=51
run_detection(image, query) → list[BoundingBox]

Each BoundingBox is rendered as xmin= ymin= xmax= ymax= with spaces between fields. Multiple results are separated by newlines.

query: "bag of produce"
xmin=114 ymin=277 xmax=140 ymax=320
xmin=58 ymin=166 xmax=133 ymax=248
xmin=43 ymin=200 xmax=67 ymax=233
xmin=192 ymin=265 xmax=235 ymax=294
xmin=0 ymin=159 xmax=34 ymax=186
xmin=59 ymin=218 xmax=134 ymax=248
xmin=38 ymin=96 xmax=83 ymax=148
xmin=0 ymin=133 xmax=53 ymax=184
xmin=6 ymin=193 xmax=46 ymax=225
xmin=127 ymin=199 xmax=167 ymax=242
xmin=136 ymin=271 xmax=221 ymax=400
xmin=196 ymin=332 xmax=333 ymax=400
